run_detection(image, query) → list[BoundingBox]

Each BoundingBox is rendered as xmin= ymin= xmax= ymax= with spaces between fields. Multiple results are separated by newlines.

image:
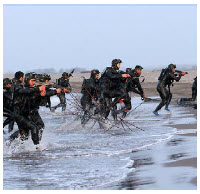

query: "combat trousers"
xmin=52 ymin=93 xmax=66 ymax=111
xmin=103 ymin=87 xmax=131 ymax=118
xmin=81 ymin=94 xmax=92 ymax=112
xmin=10 ymin=111 xmax=44 ymax=145
xmin=155 ymin=83 xmax=172 ymax=112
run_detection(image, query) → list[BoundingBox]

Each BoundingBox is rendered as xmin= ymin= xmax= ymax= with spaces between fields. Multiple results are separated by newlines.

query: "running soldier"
xmin=51 ymin=72 xmax=72 ymax=112
xmin=101 ymin=59 xmax=131 ymax=119
xmin=80 ymin=69 xmax=100 ymax=124
xmin=153 ymin=64 xmax=186 ymax=115
xmin=8 ymin=72 xmax=61 ymax=148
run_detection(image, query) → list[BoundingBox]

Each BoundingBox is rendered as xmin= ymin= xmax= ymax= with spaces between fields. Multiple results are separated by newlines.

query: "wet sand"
xmin=165 ymin=112 xmax=197 ymax=187
xmin=164 ymin=157 xmax=197 ymax=168
xmin=98 ymin=104 xmax=197 ymax=189
xmin=165 ymin=117 xmax=197 ymax=186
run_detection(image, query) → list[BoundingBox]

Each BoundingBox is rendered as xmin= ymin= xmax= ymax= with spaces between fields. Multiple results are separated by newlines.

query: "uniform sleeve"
xmin=127 ymin=78 xmax=143 ymax=95
xmin=169 ymin=72 xmax=182 ymax=82
xmin=16 ymin=86 xmax=40 ymax=94
xmin=59 ymin=78 xmax=69 ymax=87
xmin=57 ymin=78 xmax=61 ymax=85
xmin=106 ymin=70 xmax=122 ymax=79
xmin=135 ymin=79 xmax=144 ymax=95
xmin=3 ymin=92 xmax=13 ymax=101
xmin=46 ymin=89 xmax=57 ymax=96
xmin=130 ymin=87 xmax=142 ymax=95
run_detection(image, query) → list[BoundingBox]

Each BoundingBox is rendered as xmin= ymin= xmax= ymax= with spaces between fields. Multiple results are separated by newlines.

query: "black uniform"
xmin=35 ymin=73 xmax=53 ymax=109
xmin=9 ymin=78 xmax=25 ymax=131
xmin=81 ymin=77 xmax=100 ymax=112
xmin=39 ymin=96 xmax=52 ymax=108
xmin=10 ymin=81 xmax=58 ymax=145
xmin=192 ymin=77 xmax=197 ymax=100
xmin=102 ymin=67 xmax=131 ymax=118
xmin=9 ymin=83 xmax=41 ymax=144
xmin=80 ymin=70 xmax=100 ymax=124
xmin=179 ymin=77 xmax=197 ymax=102
xmin=3 ymin=79 xmax=14 ymax=131
xmin=51 ymin=76 xmax=71 ymax=111
xmin=120 ymin=69 xmax=145 ymax=117
xmin=154 ymin=67 xmax=182 ymax=112
xmin=3 ymin=78 xmax=24 ymax=132
xmin=126 ymin=72 xmax=144 ymax=96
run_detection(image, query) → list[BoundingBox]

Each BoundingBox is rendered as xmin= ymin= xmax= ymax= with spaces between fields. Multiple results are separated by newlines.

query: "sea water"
xmin=3 ymin=94 xmax=196 ymax=190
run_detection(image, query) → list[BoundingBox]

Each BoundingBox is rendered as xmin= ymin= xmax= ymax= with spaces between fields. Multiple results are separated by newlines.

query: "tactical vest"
xmin=158 ymin=68 xmax=168 ymax=81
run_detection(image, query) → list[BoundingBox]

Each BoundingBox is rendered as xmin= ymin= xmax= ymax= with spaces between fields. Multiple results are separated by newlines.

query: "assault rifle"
xmin=34 ymin=81 xmax=56 ymax=89
xmin=174 ymin=70 xmax=188 ymax=76
xmin=33 ymin=81 xmax=71 ymax=93
xmin=68 ymin=69 xmax=75 ymax=78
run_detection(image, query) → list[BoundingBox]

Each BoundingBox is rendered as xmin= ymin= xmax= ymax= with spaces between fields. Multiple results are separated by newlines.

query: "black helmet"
xmin=90 ymin=69 xmax=100 ymax=79
xmin=3 ymin=78 xmax=12 ymax=88
xmin=35 ymin=74 xmax=42 ymax=82
xmin=24 ymin=72 xmax=37 ymax=86
xmin=14 ymin=71 xmax=24 ymax=80
xmin=112 ymin=59 xmax=122 ymax=70
xmin=168 ymin=63 xmax=176 ymax=70
xmin=135 ymin=65 xmax=143 ymax=70
xmin=39 ymin=73 xmax=51 ymax=82
xmin=62 ymin=72 xmax=69 ymax=77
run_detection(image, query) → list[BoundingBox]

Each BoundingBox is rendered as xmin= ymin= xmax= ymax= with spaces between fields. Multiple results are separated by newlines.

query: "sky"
xmin=3 ymin=4 xmax=197 ymax=73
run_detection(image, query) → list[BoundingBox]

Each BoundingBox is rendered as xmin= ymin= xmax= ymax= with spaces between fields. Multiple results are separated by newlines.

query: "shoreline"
xmin=99 ymin=102 xmax=197 ymax=190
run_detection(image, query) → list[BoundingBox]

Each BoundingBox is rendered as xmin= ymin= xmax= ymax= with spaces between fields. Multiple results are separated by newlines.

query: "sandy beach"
xmin=3 ymin=69 xmax=197 ymax=190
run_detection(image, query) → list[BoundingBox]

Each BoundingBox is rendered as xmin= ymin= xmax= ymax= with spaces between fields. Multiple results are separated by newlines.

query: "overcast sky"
xmin=3 ymin=4 xmax=197 ymax=73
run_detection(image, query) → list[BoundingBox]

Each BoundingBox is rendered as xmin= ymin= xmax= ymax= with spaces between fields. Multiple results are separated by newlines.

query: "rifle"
xmin=175 ymin=70 xmax=188 ymax=76
xmin=34 ymin=81 xmax=71 ymax=93
xmin=68 ymin=69 xmax=75 ymax=78
xmin=34 ymin=81 xmax=56 ymax=89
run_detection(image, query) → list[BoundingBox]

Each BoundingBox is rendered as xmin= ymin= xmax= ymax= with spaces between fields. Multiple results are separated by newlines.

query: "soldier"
xmin=80 ymin=69 xmax=100 ymax=124
xmin=51 ymin=72 xmax=71 ymax=112
xmin=9 ymin=72 xmax=61 ymax=148
xmin=3 ymin=78 xmax=14 ymax=132
xmin=3 ymin=78 xmax=13 ymax=112
xmin=121 ymin=65 xmax=145 ymax=118
xmin=101 ymin=59 xmax=131 ymax=119
xmin=126 ymin=65 xmax=145 ymax=99
xmin=6 ymin=71 xmax=25 ymax=132
xmin=36 ymin=73 xmax=52 ymax=109
xmin=153 ymin=64 xmax=186 ymax=116
xmin=12 ymin=71 xmax=24 ymax=86
xmin=178 ymin=76 xmax=197 ymax=104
